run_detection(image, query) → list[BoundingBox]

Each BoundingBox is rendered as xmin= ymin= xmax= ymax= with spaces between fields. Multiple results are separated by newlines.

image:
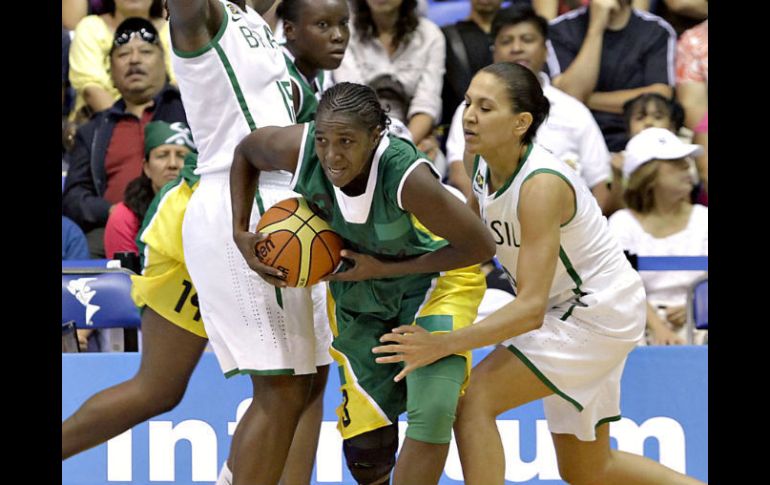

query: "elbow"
xmin=517 ymin=297 xmax=547 ymax=332
xmin=483 ymin=240 xmax=496 ymax=262
xmin=525 ymin=307 xmax=547 ymax=333
xmin=651 ymin=83 xmax=673 ymax=98
xmin=478 ymin=234 xmax=497 ymax=263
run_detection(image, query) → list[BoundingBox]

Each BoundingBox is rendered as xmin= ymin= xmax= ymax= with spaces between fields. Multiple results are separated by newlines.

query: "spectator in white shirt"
xmin=446 ymin=5 xmax=614 ymax=213
xmin=333 ymin=0 xmax=445 ymax=146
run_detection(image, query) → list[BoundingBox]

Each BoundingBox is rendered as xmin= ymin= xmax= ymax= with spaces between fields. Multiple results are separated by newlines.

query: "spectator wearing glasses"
xmin=68 ymin=0 xmax=174 ymax=119
xmin=63 ymin=17 xmax=188 ymax=258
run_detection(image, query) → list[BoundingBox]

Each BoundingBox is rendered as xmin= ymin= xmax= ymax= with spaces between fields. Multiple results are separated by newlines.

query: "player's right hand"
xmin=233 ymin=230 xmax=287 ymax=287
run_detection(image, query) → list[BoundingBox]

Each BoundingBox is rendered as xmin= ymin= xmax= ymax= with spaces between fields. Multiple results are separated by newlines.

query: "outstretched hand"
xmin=233 ymin=230 xmax=288 ymax=287
xmin=323 ymin=250 xmax=390 ymax=282
xmin=372 ymin=325 xmax=450 ymax=382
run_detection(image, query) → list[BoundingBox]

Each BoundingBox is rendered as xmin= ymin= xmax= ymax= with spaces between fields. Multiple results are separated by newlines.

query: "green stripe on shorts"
xmin=224 ymin=368 xmax=295 ymax=379
xmin=507 ymin=344 xmax=584 ymax=412
xmin=415 ymin=315 xmax=453 ymax=332
xmin=595 ymin=415 xmax=622 ymax=428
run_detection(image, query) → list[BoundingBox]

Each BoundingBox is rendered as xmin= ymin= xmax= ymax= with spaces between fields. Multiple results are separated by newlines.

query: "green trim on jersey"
xmin=284 ymin=52 xmax=325 ymax=123
xmin=507 ymin=344 xmax=584 ymax=412
xmin=595 ymin=415 xmax=622 ymax=428
xmin=293 ymin=122 xmax=449 ymax=326
xmin=559 ymin=246 xmax=584 ymax=296
xmin=493 ymin=143 xmax=532 ymax=199
xmin=214 ymin=42 xmax=258 ymax=131
xmin=520 ymin=168 xmax=577 ymax=227
xmin=172 ymin=1 xmax=229 ymax=58
xmin=254 ymin=190 xmax=267 ymax=215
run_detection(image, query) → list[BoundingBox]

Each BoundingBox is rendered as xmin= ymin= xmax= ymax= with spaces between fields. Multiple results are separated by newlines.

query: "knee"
xmin=343 ymin=424 xmax=398 ymax=485
xmin=456 ymin=385 xmax=497 ymax=420
xmin=128 ymin=376 xmax=186 ymax=415
xmin=253 ymin=375 xmax=312 ymax=410
xmin=406 ymin=394 xmax=457 ymax=444
xmin=153 ymin=388 xmax=186 ymax=414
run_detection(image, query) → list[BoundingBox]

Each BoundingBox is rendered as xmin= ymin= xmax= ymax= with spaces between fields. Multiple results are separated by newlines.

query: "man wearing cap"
xmin=608 ymin=127 xmax=707 ymax=345
xmin=63 ymin=17 xmax=188 ymax=258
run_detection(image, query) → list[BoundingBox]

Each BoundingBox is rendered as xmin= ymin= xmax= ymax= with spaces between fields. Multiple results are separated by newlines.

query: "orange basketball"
xmin=255 ymin=197 xmax=344 ymax=287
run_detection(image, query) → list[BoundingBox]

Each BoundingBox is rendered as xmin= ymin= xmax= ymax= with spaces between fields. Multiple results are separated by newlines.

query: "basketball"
xmin=255 ymin=197 xmax=344 ymax=287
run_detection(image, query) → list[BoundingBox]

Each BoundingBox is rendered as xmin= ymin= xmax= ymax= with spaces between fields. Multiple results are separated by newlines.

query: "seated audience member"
xmin=607 ymin=92 xmax=696 ymax=212
xmin=675 ymin=19 xmax=707 ymax=201
xmin=652 ymin=0 xmax=707 ymax=36
xmin=546 ymin=0 xmax=676 ymax=152
xmin=333 ymin=0 xmax=445 ymax=146
xmin=446 ymin=5 xmax=613 ymax=213
xmin=63 ymin=17 xmax=187 ymax=258
xmin=608 ymin=127 xmax=707 ymax=345
xmin=532 ymin=0 xmax=649 ymax=20
xmin=440 ymin=0 xmax=502 ymax=126
xmin=104 ymin=121 xmax=195 ymax=259
xmin=68 ymin=0 xmax=173 ymax=118
xmin=62 ymin=216 xmax=90 ymax=261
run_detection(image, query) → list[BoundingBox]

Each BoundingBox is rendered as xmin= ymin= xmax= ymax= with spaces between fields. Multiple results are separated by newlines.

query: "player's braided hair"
xmin=276 ymin=0 xmax=304 ymax=22
xmin=317 ymin=82 xmax=391 ymax=132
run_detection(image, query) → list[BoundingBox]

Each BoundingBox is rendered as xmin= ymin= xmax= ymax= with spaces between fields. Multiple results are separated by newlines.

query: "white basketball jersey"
xmin=170 ymin=0 xmax=296 ymax=177
xmin=472 ymin=144 xmax=634 ymax=310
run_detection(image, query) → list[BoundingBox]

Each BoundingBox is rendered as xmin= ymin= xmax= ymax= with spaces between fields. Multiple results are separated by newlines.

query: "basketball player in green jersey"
xmin=278 ymin=0 xmax=350 ymax=123
xmin=230 ymin=82 xmax=495 ymax=485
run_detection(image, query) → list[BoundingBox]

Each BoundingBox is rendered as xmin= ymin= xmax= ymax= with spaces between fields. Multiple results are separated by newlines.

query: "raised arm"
xmin=230 ymin=124 xmax=305 ymax=285
xmin=166 ymin=0 xmax=223 ymax=53
xmin=375 ymin=172 xmax=573 ymax=380
xmin=551 ymin=0 xmax=618 ymax=102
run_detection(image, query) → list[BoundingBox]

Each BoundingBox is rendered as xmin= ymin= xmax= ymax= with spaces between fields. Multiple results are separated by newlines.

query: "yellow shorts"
xmin=327 ymin=264 xmax=485 ymax=439
xmin=131 ymin=175 xmax=206 ymax=338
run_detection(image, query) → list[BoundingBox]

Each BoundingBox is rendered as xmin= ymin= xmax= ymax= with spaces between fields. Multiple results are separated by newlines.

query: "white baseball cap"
xmin=623 ymin=127 xmax=703 ymax=179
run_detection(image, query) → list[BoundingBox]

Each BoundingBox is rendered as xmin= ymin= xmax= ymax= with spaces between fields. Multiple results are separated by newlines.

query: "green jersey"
xmin=282 ymin=46 xmax=333 ymax=123
xmin=291 ymin=121 xmax=447 ymax=322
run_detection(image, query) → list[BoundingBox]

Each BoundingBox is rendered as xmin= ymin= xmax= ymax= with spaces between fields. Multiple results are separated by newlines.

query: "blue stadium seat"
xmin=62 ymin=266 xmax=141 ymax=329
xmin=62 ymin=259 xmax=118 ymax=269
xmin=686 ymin=275 xmax=708 ymax=343
xmin=426 ymin=1 xmax=472 ymax=27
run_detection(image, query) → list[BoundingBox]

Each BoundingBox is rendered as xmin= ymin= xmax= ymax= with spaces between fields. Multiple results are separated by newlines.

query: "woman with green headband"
xmin=103 ymin=120 xmax=195 ymax=259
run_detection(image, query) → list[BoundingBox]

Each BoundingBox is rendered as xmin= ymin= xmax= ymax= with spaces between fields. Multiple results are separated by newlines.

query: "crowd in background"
xmin=61 ymin=0 xmax=707 ymax=346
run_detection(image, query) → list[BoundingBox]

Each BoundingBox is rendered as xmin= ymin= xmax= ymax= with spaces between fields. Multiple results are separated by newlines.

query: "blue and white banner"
xmin=62 ymin=346 xmax=708 ymax=484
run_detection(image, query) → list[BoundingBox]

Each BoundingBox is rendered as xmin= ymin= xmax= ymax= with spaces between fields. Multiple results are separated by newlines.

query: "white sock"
xmin=216 ymin=461 xmax=233 ymax=485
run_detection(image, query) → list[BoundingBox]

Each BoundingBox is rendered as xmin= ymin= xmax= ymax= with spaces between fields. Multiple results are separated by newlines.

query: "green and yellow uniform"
xmin=291 ymin=122 xmax=485 ymax=442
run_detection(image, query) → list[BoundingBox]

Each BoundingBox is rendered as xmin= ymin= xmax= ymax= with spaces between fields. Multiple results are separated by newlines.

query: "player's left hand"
xmin=323 ymin=250 xmax=388 ymax=282
xmin=372 ymin=325 xmax=449 ymax=382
